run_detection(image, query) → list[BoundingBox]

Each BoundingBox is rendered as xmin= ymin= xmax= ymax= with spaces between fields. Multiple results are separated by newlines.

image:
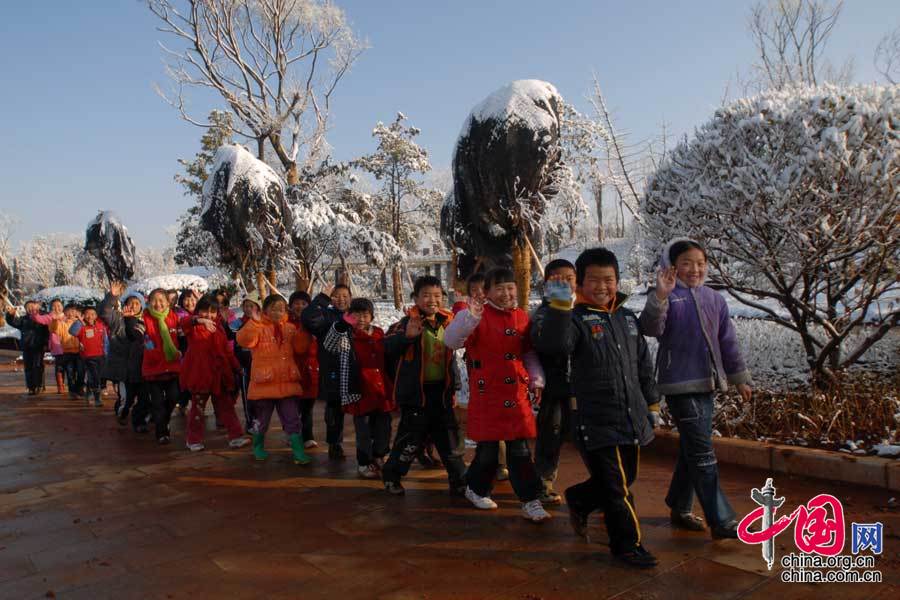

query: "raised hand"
xmin=321 ymin=283 xmax=335 ymax=298
xmin=737 ymin=383 xmax=752 ymax=403
xmin=468 ymin=297 xmax=484 ymax=318
xmin=655 ymin=266 xmax=677 ymax=301
xmin=405 ymin=315 xmax=423 ymax=338
xmin=110 ymin=281 xmax=125 ymax=298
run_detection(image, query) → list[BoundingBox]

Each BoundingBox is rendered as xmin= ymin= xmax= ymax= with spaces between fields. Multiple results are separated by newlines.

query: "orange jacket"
xmin=236 ymin=315 xmax=311 ymax=400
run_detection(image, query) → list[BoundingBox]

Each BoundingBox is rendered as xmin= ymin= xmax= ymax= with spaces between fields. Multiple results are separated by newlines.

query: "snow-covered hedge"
xmin=32 ymin=286 xmax=104 ymax=306
xmin=126 ymin=274 xmax=209 ymax=298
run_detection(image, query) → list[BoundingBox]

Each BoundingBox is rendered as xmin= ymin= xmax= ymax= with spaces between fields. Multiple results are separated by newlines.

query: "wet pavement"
xmin=0 ymin=363 xmax=896 ymax=599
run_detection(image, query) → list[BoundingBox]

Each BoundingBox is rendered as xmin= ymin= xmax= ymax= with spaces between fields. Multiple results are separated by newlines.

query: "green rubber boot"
xmin=252 ymin=433 xmax=269 ymax=461
xmin=289 ymin=433 xmax=311 ymax=465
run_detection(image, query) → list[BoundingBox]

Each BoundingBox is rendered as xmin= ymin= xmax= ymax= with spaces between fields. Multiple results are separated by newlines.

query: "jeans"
xmin=353 ymin=411 xmax=392 ymax=466
xmin=116 ymin=381 xmax=149 ymax=431
xmin=534 ymin=388 xmax=571 ymax=491
xmin=665 ymin=392 xmax=736 ymax=527
xmin=83 ymin=357 xmax=105 ymax=400
xmin=382 ymin=384 xmax=466 ymax=487
xmin=465 ymin=439 xmax=541 ymax=502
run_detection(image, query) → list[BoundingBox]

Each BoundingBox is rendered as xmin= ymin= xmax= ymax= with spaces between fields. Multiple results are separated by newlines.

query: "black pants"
xmin=382 ymin=384 xmax=466 ymax=487
xmin=297 ymin=397 xmax=316 ymax=442
xmin=116 ymin=382 xmax=150 ymax=430
xmin=147 ymin=377 xmax=179 ymax=439
xmin=22 ymin=348 xmax=45 ymax=391
xmin=534 ymin=389 xmax=571 ymax=491
xmin=566 ymin=444 xmax=642 ymax=554
xmin=353 ymin=411 xmax=392 ymax=466
xmin=466 ymin=439 xmax=541 ymax=502
xmin=83 ymin=357 xmax=105 ymax=400
xmin=324 ymin=394 xmax=345 ymax=446
xmin=58 ymin=353 xmax=83 ymax=394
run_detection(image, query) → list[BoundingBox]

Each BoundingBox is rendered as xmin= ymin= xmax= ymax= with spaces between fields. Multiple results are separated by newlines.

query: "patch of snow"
xmin=200 ymin=144 xmax=283 ymax=217
xmin=126 ymin=274 xmax=209 ymax=297
xmin=32 ymin=286 xmax=104 ymax=305
xmin=460 ymin=79 xmax=562 ymax=139
xmin=873 ymin=444 xmax=900 ymax=458
xmin=0 ymin=324 xmax=21 ymax=340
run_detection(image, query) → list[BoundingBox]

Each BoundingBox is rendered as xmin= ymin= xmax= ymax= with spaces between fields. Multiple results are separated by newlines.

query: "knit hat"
xmin=242 ymin=291 xmax=262 ymax=310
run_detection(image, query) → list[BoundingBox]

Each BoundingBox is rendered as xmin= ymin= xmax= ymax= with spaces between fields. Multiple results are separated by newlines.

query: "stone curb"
xmin=649 ymin=430 xmax=900 ymax=492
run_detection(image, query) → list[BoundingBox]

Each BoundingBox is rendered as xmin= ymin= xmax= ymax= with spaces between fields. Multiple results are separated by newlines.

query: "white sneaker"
xmin=304 ymin=439 xmax=318 ymax=449
xmin=464 ymin=487 xmax=498 ymax=510
xmin=186 ymin=442 xmax=205 ymax=452
xmin=358 ymin=464 xmax=380 ymax=479
xmin=228 ymin=437 xmax=250 ymax=448
xmin=521 ymin=500 xmax=552 ymax=523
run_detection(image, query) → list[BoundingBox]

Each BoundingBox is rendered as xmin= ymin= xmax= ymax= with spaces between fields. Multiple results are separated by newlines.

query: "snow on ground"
xmin=0 ymin=324 xmax=21 ymax=340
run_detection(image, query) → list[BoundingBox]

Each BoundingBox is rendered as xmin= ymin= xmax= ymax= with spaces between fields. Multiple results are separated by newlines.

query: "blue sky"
xmin=1 ymin=1 xmax=896 ymax=248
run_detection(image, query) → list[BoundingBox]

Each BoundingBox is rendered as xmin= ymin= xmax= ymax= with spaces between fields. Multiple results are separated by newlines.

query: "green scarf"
xmin=148 ymin=307 xmax=179 ymax=362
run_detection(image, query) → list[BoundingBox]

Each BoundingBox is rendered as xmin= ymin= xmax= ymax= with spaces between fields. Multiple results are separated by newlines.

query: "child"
xmin=179 ymin=295 xmax=248 ymax=451
xmin=174 ymin=289 xmax=199 ymax=414
xmin=381 ymin=276 xmax=467 ymax=496
xmin=301 ymin=283 xmax=353 ymax=460
xmin=59 ymin=304 xmax=85 ymax=397
xmin=289 ymin=290 xmax=319 ymax=449
xmin=452 ymin=273 xmax=509 ymax=482
xmin=639 ymin=238 xmax=752 ymax=540
xmin=236 ymin=294 xmax=312 ymax=464
xmin=69 ymin=306 xmax=108 ymax=407
xmin=531 ymin=259 xmax=577 ymax=505
xmin=5 ymin=301 xmax=50 ymax=395
xmin=127 ymin=288 xmax=182 ymax=444
xmin=532 ymin=247 xmax=658 ymax=567
xmin=99 ymin=282 xmax=148 ymax=431
xmin=232 ymin=292 xmax=262 ymax=433
xmin=324 ymin=298 xmax=394 ymax=479
xmin=29 ymin=299 xmax=70 ymax=394
xmin=444 ymin=268 xmax=550 ymax=523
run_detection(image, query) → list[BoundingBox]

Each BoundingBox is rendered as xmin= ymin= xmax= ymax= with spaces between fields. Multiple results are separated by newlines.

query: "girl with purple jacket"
xmin=639 ymin=238 xmax=752 ymax=540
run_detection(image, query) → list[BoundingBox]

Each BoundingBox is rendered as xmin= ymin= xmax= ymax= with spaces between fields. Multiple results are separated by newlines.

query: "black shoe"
xmin=27 ymin=388 xmax=37 ymax=396
xmin=670 ymin=510 xmax=706 ymax=532
xmin=711 ymin=521 xmax=739 ymax=539
xmin=384 ymin=481 xmax=405 ymax=496
xmin=613 ymin=545 xmax=658 ymax=568
xmin=449 ymin=483 xmax=467 ymax=497
xmin=134 ymin=424 xmax=149 ymax=434
xmin=564 ymin=488 xmax=590 ymax=541
xmin=157 ymin=435 xmax=171 ymax=445
xmin=328 ymin=445 xmax=346 ymax=460
xmin=116 ymin=413 xmax=128 ymax=426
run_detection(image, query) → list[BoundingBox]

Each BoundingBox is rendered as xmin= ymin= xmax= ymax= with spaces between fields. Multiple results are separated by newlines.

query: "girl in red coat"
xmin=126 ymin=288 xmax=182 ymax=444
xmin=323 ymin=298 xmax=395 ymax=479
xmin=444 ymin=267 xmax=550 ymax=523
xmin=180 ymin=296 xmax=249 ymax=452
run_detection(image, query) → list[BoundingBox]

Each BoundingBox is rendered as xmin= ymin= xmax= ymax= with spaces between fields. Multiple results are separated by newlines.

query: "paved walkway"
xmin=0 ymin=364 xmax=896 ymax=599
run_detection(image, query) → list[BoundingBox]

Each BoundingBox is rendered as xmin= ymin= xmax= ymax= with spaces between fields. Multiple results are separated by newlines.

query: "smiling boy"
xmin=531 ymin=247 xmax=660 ymax=568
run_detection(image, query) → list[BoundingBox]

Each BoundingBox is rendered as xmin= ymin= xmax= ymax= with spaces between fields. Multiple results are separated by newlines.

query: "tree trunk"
xmin=595 ymin=184 xmax=604 ymax=242
xmin=513 ymin=239 xmax=531 ymax=310
xmin=256 ymin=272 xmax=268 ymax=301
xmin=391 ymin=266 xmax=403 ymax=310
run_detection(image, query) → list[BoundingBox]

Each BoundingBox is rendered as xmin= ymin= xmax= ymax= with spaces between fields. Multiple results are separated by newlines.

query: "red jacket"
xmin=344 ymin=326 xmax=395 ymax=416
xmin=459 ymin=304 xmax=536 ymax=442
xmin=75 ymin=321 xmax=107 ymax=359
xmin=178 ymin=316 xmax=240 ymax=395
xmin=290 ymin=316 xmax=320 ymax=400
xmin=138 ymin=310 xmax=182 ymax=380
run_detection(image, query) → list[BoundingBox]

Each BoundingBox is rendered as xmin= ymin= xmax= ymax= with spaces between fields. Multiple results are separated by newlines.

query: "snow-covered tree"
xmin=288 ymin=160 xmax=402 ymax=292
xmin=148 ymin=0 xmax=364 ymax=183
xmin=354 ymin=113 xmax=442 ymax=308
xmin=174 ymin=110 xmax=233 ymax=267
xmin=643 ymin=84 xmax=899 ymax=387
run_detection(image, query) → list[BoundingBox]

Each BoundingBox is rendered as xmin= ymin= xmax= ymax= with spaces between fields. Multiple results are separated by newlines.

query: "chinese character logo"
xmin=851 ymin=523 xmax=883 ymax=555
xmin=737 ymin=478 xmax=845 ymax=570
